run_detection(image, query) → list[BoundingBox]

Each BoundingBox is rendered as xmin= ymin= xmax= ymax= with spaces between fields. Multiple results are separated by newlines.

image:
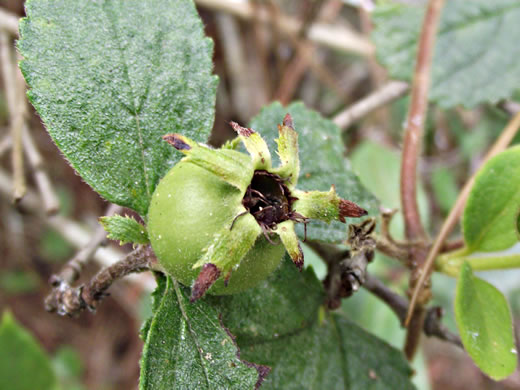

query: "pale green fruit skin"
xmin=147 ymin=152 xmax=286 ymax=294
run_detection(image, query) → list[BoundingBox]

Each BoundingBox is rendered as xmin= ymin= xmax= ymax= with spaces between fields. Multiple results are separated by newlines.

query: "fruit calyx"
xmin=162 ymin=113 xmax=367 ymax=301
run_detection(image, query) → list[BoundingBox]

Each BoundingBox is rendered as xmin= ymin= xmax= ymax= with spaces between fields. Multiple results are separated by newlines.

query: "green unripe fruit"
xmin=148 ymin=157 xmax=285 ymax=294
xmin=146 ymin=116 xmax=367 ymax=300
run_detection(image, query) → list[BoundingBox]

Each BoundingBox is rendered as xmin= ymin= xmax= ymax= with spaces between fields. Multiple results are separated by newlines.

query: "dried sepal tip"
xmin=339 ymin=199 xmax=368 ymax=222
xmin=276 ymin=220 xmax=304 ymax=270
xmin=230 ymin=121 xmax=272 ymax=170
xmin=190 ymin=263 xmax=221 ymax=302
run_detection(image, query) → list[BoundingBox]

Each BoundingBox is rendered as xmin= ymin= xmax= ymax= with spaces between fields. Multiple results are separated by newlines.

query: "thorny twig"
xmin=45 ymin=245 xmax=157 ymax=316
xmin=400 ymin=0 xmax=445 ymax=360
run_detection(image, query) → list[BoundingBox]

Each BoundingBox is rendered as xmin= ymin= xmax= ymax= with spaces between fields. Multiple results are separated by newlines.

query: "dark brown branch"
xmin=364 ymin=274 xmax=462 ymax=348
xmin=400 ymin=0 xmax=445 ymax=360
xmin=49 ymin=204 xmax=122 ymax=286
xmin=45 ymin=245 xmax=157 ymax=316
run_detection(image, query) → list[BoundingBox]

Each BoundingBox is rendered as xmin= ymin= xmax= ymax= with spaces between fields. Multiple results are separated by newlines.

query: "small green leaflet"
xmin=0 ymin=311 xmax=57 ymax=390
xmin=372 ymin=0 xmax=520 ymax=108
xmin=463 ymin=146 xmax=520 ymax=253
xmin=100 ymin=215 xmax=149 ymax=246
xmin=249 ymin=102 xmax=379 ymax=243
xmin=455 ymin=262 xmax=517 ymax=380
xmin=19 ymin=0 xmax=218 ymax=217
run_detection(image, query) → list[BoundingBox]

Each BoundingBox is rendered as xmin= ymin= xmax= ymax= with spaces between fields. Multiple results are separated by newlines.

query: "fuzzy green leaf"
xmin=249 ymin=102 xmax=379 ymax=243
xmin=0 ymin=311 xmax=57 ymax=390
xmin=19 ymin=0 xmax=218 ymax=217
xmin=139 ymin=277 xmax=263 ymax=390
xmin=463 ymin=146 xmax=520 ymax=252
xmin=100 ymin=215 xmax=149 ymax=245
xmin=210 ymin=258 xmax=415 ymax=390
xmin=372 ymin=0 xmax=520 ymax=108
xmin=455 ymin=262 xmax=517 ymax=380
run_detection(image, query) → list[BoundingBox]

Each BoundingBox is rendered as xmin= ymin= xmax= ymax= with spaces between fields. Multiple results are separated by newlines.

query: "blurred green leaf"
xmin=214 ymin=258 xmax=415 ymax=390
xmin=463 ymin=146 xmax=520 ymax=252
xmin=0 ymin=270 xmax=39 ymax=294
xmin=39 ymin=229 xmax=74 ymax=262
xmin=431 ymin=167 xmax=459 ymax=215
xmin=0 ymin=311 xmax=57 ymax=390
xmin=249 ymin=102 xmax=379 ymax=243
xmin=100 ymin=215 xmax=149 ymax=245
xmin=19 ymin=0 xmax=218 ymax=217
xmin=350 ymin=141 xmax=429 ymax=239
xmin=373 ymin=0 xmax=520 ymax=108
xmin=139 ymin=277 xmax=261 ymax=390
xmin=455 ymin=262 xmax=516 ymax=380
xmin=52 ymin=346 xmax=85 ymax=390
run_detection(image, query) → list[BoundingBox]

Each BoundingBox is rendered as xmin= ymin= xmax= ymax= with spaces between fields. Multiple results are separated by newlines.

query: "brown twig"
xmin=0 ymin=8 xmax=19 ymax=36
xmin=45 ymin=245 xmax=157 ymax=316
xmin=21 ymin=125 xmax=61 ymax=215
xmin=405 ymin=110 xmax=520 ymax=325
xmin=48 ymin=203 xmax=123 ymax=287
xmin=364 ymin=274 xmax=462 ymax=348
xmin=0 ymin=30 xmax=26 ymax=201
xmin=400 ymin=0 xmax=445 ymax=360
xmin=333 ymin=81 xmax=410 ymax=131
xmin=0 ymin=133 xmax=11 ymax=157
xmin=195 ymin=0 xmax=374 ymax=56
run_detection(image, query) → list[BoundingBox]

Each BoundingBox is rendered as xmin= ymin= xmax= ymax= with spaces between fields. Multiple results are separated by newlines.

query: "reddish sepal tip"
xmin=163 ymin=134 xmax=191 ymax=150
xmin=229 ymin=121 xmax=254 ymax=137
xmin=190 ymin=263 xmax=221 ymax=302
xmin=339 ymin=199 xmax=368 ymax=222
xmin=282 ymin=113 xmax=294 ymax=129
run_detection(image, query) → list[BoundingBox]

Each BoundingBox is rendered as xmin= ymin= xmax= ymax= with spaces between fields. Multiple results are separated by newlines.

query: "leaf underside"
xmin=373 ymin=0 xmax=520 ymax=108
xmin=19 ymin=0 xmax=218 ymax=217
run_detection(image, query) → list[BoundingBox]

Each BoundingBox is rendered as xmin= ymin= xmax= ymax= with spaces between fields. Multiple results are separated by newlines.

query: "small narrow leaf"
xmin=373 ymin=0 xmax=520 ymax=108
xmin=140 ymin=277 xmax=263 ymax=390
xmin=19 ymin=0 xmax=218 ymax=216
xmin=249 ymin=102 xmax=379 ymax=243
xmin=455 ymin=262 xmax=517 ymax=380
xmin=0 ymin=311 xmax=57 ymax=390
xmin=100 ymin=215 xmax=149 ymax=245
xmin=463 ymin=146 xmax=520 ymax=252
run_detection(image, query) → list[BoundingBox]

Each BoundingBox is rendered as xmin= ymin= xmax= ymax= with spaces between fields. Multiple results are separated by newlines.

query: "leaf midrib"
xmin=102 ymin=2 xmax=152 ymax=202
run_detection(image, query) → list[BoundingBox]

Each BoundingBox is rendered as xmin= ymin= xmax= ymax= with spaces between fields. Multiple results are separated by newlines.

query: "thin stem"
xmin=49 ymin=203 xmax=123 ymax=287
xmin=45 ymin=245 xmax=157 ymax=316
xmin=333 ymin=81 xmax=409 ymax=131
xmin=0 ymin=8 xmax=19 ymax=36
xmin=437 ymin=252 xmax=520 ymax=277
xmin=406 ymin=110 xmax=520 ymax=324
xmin=22 ymin=124 xmax=61 ymax=215
xmin=400 ymin=0 xmax=445 ymax=360
xmin=0 ymin=30 xmax=26 ymax=201
xmin=364 ymin=274 xmax=462 ymax=348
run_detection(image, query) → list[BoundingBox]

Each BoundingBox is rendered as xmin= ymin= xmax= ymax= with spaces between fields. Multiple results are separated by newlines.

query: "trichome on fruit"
xmin=147 ymin=114 xmax=367 ymax=301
